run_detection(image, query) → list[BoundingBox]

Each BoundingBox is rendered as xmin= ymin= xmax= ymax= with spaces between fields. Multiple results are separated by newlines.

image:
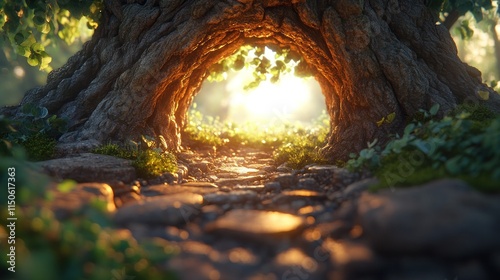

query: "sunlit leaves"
xmin=207 ymin=45 xmax=313 ymax=90
xmin=0 ymin=0 xmax=103 ymax=70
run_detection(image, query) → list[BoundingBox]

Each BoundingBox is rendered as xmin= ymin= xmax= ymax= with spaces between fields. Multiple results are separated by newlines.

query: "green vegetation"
xmin=0 ymin=123 xmax=177 ymax=280
xmin=0 ymin=103 xmax=67 ymax=161
xmin=347 ymin=104 xmax=500 ymax=192
xmin=93 ymin=137 xmax=177 ymax=179
xmin=20 ymin=132 xmax=56 ymax=161
xmin=184 ymin=105 xmax=330 ymax=169
xmin=1 ymin=0 xmax=101 ymax=70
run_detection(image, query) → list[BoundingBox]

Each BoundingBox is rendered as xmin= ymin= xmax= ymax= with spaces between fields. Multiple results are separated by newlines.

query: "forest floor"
xmin=38 ymin=144 xmax=500 ymax=280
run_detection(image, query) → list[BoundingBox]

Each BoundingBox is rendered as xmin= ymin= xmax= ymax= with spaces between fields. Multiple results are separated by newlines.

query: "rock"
xmin=272 ymin=174 xmax=295 ymax=188
xmin=141 ymin=184 xmax=219 ymax=196
xmin=270 ymin=248 xmax=323 ymax=279
xmin=358 ymin=179 xmax=500 ymax=258
xmin=264 ymin=181 xmax=281 ymax=192
xmin=342 ymin=177 xmax=378 ymax=197
xmin=164 ymin=241 xmax=222 ymax=280
xmin=39 ymin=153 xmax=136 ymax=182
xmin=114 ymin=192 xmax=141 ymax=208
xmin=218 ymin=166 xmax=261 ymax=175
xmin=277 ymin=163 xmax=293 ymax=172
xmin=203 ymin=190 xmax=258 ymax=205
xmin=323 ymin=238 xmax=383 ymax=277
xmin=182 ymin=182 xmax=218 ymax=188
xmin=383 ymin=258 xmax=449 ymax=280
xmin=232 ymin=184 xmax=266 ymax=193
xmin=189 ymin=161 xmax=211 ymax=173
xmin=147 ymin=172 xmax=177 ymax=185
xmin=206 ymin=209 xmax=306 ymax=241
xmin=305 ymin=165 xmax=338 ymax=173
xmin=113 ymin=193 xmax=203 ymax=226
xmin=201 ymin=205 xmax=223 ymax=221
xmin=215 ymin=175 xmax=266 ymax=186
xmin=297 ymin=177 xmax=318 ymax=188
xmin=272 ymin=190 xmax=326 ymax=205
xmin=282 ymin=189 xmax=325 ymax=198
xmin=49 ymin=182 xmax=116 ymax=219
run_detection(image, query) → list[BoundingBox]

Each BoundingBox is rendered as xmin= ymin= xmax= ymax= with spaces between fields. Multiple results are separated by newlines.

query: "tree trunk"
xmin=3 ymin=0 xmax=500 ymax=161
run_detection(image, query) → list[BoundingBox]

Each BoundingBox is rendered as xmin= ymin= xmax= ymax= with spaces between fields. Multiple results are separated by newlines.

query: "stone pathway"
xmin=40 ymin=147 xmax=500 ymax=279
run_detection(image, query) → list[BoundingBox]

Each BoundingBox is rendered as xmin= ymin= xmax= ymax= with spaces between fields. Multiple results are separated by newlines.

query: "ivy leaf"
xmin=404 ymin=123 xmax=416 ymax=135
xmin=430 ymin=104 xmax=440 ymax=116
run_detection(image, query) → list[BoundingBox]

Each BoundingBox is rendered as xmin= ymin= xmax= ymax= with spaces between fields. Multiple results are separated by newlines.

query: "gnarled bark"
xmin=4 ymin=0 xmax=500 ymax=160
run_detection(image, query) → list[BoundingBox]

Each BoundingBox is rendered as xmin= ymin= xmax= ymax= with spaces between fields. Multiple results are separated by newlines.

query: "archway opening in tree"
xmin=190 ymin=45 xmax=326 ymax=125
xmin=182 ymin=45 xmax=329 ymax=158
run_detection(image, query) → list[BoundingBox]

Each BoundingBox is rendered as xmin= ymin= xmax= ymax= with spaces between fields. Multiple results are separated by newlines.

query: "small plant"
xmin=347 ymin=104 xmax=500 ymax=192
xmin=93 ymin=138 xmax=177 ymax=179
xmin=133 ymin=149 xmax=177 ymax=179
xmin=1 ymin=103 xmax=67 ymax=161
xmin=21 ymin=132 xmax=57 ymax=161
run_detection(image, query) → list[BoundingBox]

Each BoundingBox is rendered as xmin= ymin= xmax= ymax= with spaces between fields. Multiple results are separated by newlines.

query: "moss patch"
xmin=93 ymin=143 xmax=177 ymax=179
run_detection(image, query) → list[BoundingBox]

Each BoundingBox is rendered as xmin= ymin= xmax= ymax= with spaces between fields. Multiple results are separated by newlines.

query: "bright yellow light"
xmin=194 ymin=46 xmax=325 ymax=125
xmin=226 ymin=72 xmax=317 ymax=123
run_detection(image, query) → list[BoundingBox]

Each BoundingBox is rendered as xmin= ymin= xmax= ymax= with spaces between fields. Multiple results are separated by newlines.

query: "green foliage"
xmin=207 ymin=45 xmax=313 ymax=90
xmin=93 ymin=140 xmax=177 ymax=179
xmin=347 ymin=104 xmax=500 ymax=192
xmin=92 ymin=143 xmax=136 ymax=160
xmin=0 ymin=0 xmax=103 ymax=70
xmin=0 ymin=153 xmax=175 ymax=279
xmin=1 ymin=103 xmax=67 ymax=161
xmin=21 ymin=132 xmax=56 ymax=161
xmin=427 ymin=0 xmax=495 ymax=21
xmin=133 ymin=149 xmax=177 ymax=179
xmin=184 ymin=106 xmax=330 ymax=169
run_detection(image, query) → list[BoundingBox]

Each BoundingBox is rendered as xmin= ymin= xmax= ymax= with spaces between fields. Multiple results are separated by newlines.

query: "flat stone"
xmin=113 ymin=193 xmax=203 ymax=226
xmin=272 ymin=189 xmax=326 ymax=205
xmin=142 ymin=184 xmax=219 ymax=196
xmin=323 ymin=238 xmax=382 ymax=275
xmin=215 ymin=175 xmax=266 ymax=186
xmin=39 ymin=153 xmax=136 ymax=182
xmin=305 ymin=165 xmax=338 ymax=173
xmin=272 ymin=174 xmax=296 ymax=188
xmin=49 ymin=182 xmax=116 ymax=219
xmin=181 ymin=182 xmax=218 ymax=188
xmin=282 ymin=189 xmax=324 ymax=197
xmin=342 ymin=177 xmax=378 ymax=197
xmin=272 ymin=248 xmax=321 ymax=276
xmin=203 ymin=190 xmax=258 ymax=205
xmin=264 ymin=181 xmax=281 ymax=192
xmin=206 ymin=209 xmax=306 ymax=238
xmin=189 ymin=161 xmax=211 ymax=172
xmin=358 ymin=179 xmax=500 ymax=258
xmin=297 ymin=177 xmax=318 ymax=188
xmin=233 ymin=184 xmax=266 ymax=193
xmin=218 ymin=166 xmax=260 ymax=175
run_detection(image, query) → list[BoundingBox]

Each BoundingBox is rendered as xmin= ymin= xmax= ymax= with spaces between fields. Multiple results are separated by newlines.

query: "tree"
xmin=2 ymin=0 xmax=500 ymax=161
